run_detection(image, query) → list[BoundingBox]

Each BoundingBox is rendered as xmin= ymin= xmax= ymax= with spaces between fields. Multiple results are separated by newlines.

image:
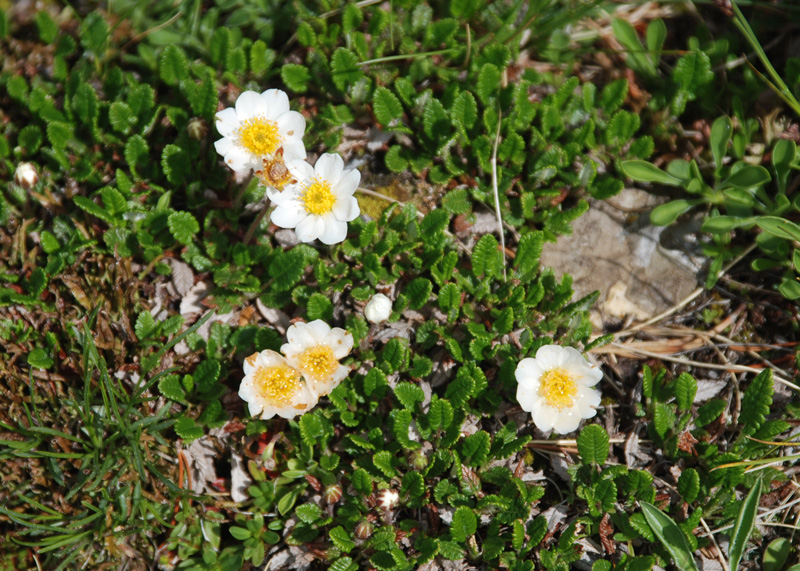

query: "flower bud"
xmin=354 ymin=520 xmax=374 ymax=540
xmin=14 ymin=162 xmax=39 ymax=189
xmin=410 ymin=449 xmax=428 ymax=470
xmin=187 ymin=117 xmax=208 ymax=140
xmin=364 ymin=293 xmax=392 ymax=324
xmin=324 ymin=484 xmax=343 ymax=504
xmin=376 ymin=488 xmax=400 ymax=510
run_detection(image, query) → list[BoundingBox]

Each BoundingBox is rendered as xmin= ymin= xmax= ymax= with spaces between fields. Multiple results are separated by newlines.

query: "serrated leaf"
xmin=329 ymin=526 xmax=355 ymax=553
xmin=577 ymin=424 xmax=609 ymax=465
xmin=159 ymin=45 xmax=189 ymax=86
xmin=450 ymin=506 xmax=477 ymax=542
xmin=125 ymin=135 xmax=149 ymax=174
xmin=351 ymin=468 xmax=372 ymax=494
xmin=174 ymin=416 xmax=204 ymax=442
xmin=423 ymin=98 xmax=449 ymax=140
xmin=295 ymin=503 xmax=323 ymax=524
xmin=428 ymin=398 xmax=454 ymax=431
xmin=405 ymin=278 xmax=432 ymax=310
xmin=452 ymin=91 xmax=477 ymax=131
xmin=392 ymin=408 xmax=420 ymax=450
xmin=158 ymin=374 xmax=186 ymax=402
xmin=460 ymin=431 xmax=490 ymax=467
xmin=100 ymin=186 xmax=126 ymax=217
xmin=652 ymin=402 xmax=675 ymax=438
xmin=384 ymin=146 xmax=408 ymax=172
xmin=281 ymin=64 xmax=310 ymax=93
xmin=515 ymin=231 xmax=543 ymax=276
xmin=269 ymin=248 xmax=306 ymax=291
xmin=28 ymin=348 xmax=54 ymax=369
xmin=372 ymin=87 xmax=404 ymax=127
xmin=73 ymin=83 xmax=98 ymax=126
xmin=161 ymin=144 xmax=190 ymax=186
xmin=444 ymin=368 xmax=474 ymax=407
xmin=372 ymin=450 xmax=395 ymax=478
xmin=739 ymin=369 xmax=773 ymax=436
xmin=299 ymin=413 xmax=328 ymax=448
xmin=471 ymin=234 xmax=501 ymax=278
xmin=168 ymin=211 xmax=199 ymax=245
xmin=363 ymin=367 xmax=387 ymax=397
xmin=442 ymin=187 xmax=470 ymax=215
xmin=73 ymin=196 xmax=114 ymax=225
xmin=476 ymin=63 xmax=500 ymax=104
xmin=109 ymin=101 xmax=135 ymax=134
xmin=394 ymin=382 xmax=424 ymax=409
xmin=674 ymin=373 xmax=697 ymax=412
xmin=672 ymin=51 xmax=713 ymax=97
xmin=640 ymin=502 xmax=699 ymax=571
xmin=307 ymin=293 xmax=333 ymax=321
xmin=331 ymin=48 xmax=363 ymax=91
xmin=401 ymin=471 xmax=425 ymax=498
xmin=135 ymin=311 xmax=157 ymax=340
xmin=677 ymin=468 xmax=700 ymax=503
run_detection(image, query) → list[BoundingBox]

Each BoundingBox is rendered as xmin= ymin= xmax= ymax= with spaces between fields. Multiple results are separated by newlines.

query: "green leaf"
xmin=109 ymin=101 xmax=136 ymax=134
xmin=444 ymin=369 xmax=474 ymax=407
xmin=101 ymin=186 xmax=126 ymax=217
xmin=423 ymin=98 xmax=449 ymax=140
xmin=299 ymin=413 xmax=329 ymax=448
xmin=40 ymin=231 xmax=60 ymax=254
xmin=281 ymin=64 xmax=310 ymax=93
xmin=640 ymin=502 xmax=699 ymax=571
xmin=269 ymin=248 xmax=306 ymax=291
xmin=674 ymin=373 xmax=697 ymax=412
xmin=460 ymin=431 xmax=490 ymax=466
xmin=695 ymin=399 xmax=726 ymax=427
xmin=74 ymin=196 xmax=113 ymax=225
xmin=405 ymin=278 xmax=432 ymax=310
xmin=646 ymin=19 xmax=666 ymax=60
xmin=329 ymin=526 xmax=355 ymax=553
xmin=168 ymin=211 xmax=200 ymax=245
xmin=307 ymin=293 xmax=333 ymax=321
xmin=620 ymin=160 xmax=683 ymax=186
xmin=471 ymin=234 xmax=501 ymax=278
xmin=739 ymin=369 xmax=773 ymax=436
xmin=729 ymin=480 xmax=761 ymax=571
xmin=402 ymin=471 xmax=425 ymax=498
xmin=577 ymin=425 xmax=609 ymax=465
xmin=35 ymin=11 xmax=58 ymax=44
xmin=174 ymin=416 xmax=204 ymax=442
xmin=385 ymin=146 xmax=408 ymax=172
xmin=428 ymin=398 xmax=454 ymax=431
xmin=650 ymin=199 xmax=702 ymax=226
xmin=773 ymin=139 xmax=796 ymax=193
xmin=158 ymin=375 xmax=186 ymax=402
xmin=135 ymin=311 xmax=157 ymax=340
xmin=450 ymin=0 xmax=482 ymax=19
xmin=452 ymin=91 xmax=478 ymax=131
xmin=723 ymin=165 xmax=771 ymax=189
xmin=476 ymin=63 xmax=500 ymax=104
xmin=757 ymin=216 xmax=800 ymax=241
xmin=125 ymin=135 xmax=150 ymax=175
xmin=710 ymin=116 xmax=732 ymax=174
xmin=331 ymin=48 xmax=363 ymax=91
xmin=515 ymin=231 xmax=543 ymax=276
xmin=161 ymin=144 xmax=190 ymax=186
xmin=394 ymin=382 xmax=424 ymax=409
xmin=372 ymin=450 xmax=395 ymax=478
xmin=677 ymin=468 xmax=700 ymax=503
xmin=80 ymin=12 xmax=108 ymax=57
xmin=450 ymin=506 xmax=477 ymax=542
xmin=372 ymin=87 xmax=404 ymax=127
xmin=672 ymin=51 xmax=713 ymax=97
xmin=159 ymin=45 xmax=189 ymax=86
xmin=249 ymin=40 xmax=274 ymax=76
xmin=763 ymin=538 xmax=792 ymax=571
xmin=363 ymin=367 xmax=387 ymax=397
xmin=442 ymin=188 xmax=471 ymax=215
xmin=438 ymin=283 xmax=461 ymax=312
xmin=28 ymin=348 xmax=54 ymax=370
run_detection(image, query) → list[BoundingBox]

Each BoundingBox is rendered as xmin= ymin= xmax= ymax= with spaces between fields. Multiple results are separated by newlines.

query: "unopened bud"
xmin=187 ymin=117 xmax=208 ymax=140
xmin=364 ymin=293 xmax=392 ymax=324
xmin=410 ymin=449 xmax=428 ymax=470
xmin=14 ymin=162 xmax=39 ymax=189
xmin=324 ymin=484 xmax=343 ymax=504
xmin=376 ymin=488 xmax=400 ymax=510
xmin=354 ymin=520 xmax=374 ymax=539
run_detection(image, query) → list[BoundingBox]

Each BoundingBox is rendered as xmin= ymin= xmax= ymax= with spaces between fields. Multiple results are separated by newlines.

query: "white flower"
xmin=239 ymin=350 xmax=318 ymax=420
xmin=515 ymin=344 xmax=602 ymax=434
xmin=14 ymin=162 xmax=39 ymax=189
xmin=364 ymin=293 xmax=392 ymax=324
xmin=214 ymin=89 xmax=306 ymax=177
xmin=268 ymin=153 xmax=360 ymax=245
xmin=281 ymin=320 xmax=353 ymax=396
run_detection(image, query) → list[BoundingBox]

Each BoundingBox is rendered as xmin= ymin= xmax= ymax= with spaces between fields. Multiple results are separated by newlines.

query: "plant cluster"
xmin=0 ymin=1 xmax=798 ymax=570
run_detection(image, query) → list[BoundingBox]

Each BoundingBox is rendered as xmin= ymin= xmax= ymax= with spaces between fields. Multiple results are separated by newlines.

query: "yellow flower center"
xmin=237 ymin=116 xmax=282 ymax=156
xmin=301 ymin=178 xmax=336 ymax=216
xmin=298 ymin=344 xmax=338 ymax=382
xmin=539 ymin=368 xmax=577 ymax=410
xmin=254 ymin=365 xmax=302 ymax=406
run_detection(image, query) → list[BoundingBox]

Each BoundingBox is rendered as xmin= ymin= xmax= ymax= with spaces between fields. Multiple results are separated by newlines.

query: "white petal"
xmin=333 ymin=196 xmax=360 ymax=222
xmin=235 ymin=91 xmax=268 ymax=121
xmin=335 ymin=168 xmax=361 ymax=197
xmin=286 ymin=159 xmax=315 ymax=183
xmin=515 ymin=358 xmax=544 ymax=384
xmin=534 ymin=345 xmax=563 ymax=370
xmin=247 ymin=399 xmax=265 ymax=417
xmin=271 ymin=205 xmax=306 ymax=229
xmin=530 ymin=403 xmax=555 ymax=432
xmin=284 ymin=323 xmax=316 ymax=351
xmin=305 ymin=320 xmax=332 ymax=343
xmin=318 ymin=217 xmax=348 ymax=245
xmin=295 ymin=215 xmax=325 ymax=242
xmin=315 ymin=153 xmax=344 ymax=184
xmin=224 ymin=147 xmax=257 ymax=173
xmin=282 ymin=139 xmax=307 ymax=162
xmin=551 ymin=410 xmax=581 ymax=434
xmin=260 ymin=89 xmax=290 ymax=120
xmin=214 ymin=137 xmax=234 ymax=156
xmin=516 ymin=384 xmax=540 ymax=412
xmin=327 ymin=328 xmax=354 ymax=359
xmin=277 ymin=111 xmax=306 ymax=140
xmin=215 ymin=107 xmax=240 ymax=137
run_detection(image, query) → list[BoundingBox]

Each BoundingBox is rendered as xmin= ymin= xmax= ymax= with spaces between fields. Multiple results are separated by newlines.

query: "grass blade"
xmin=640 ymin=501 xmax=699 ymax=571
xmin=729 ymin=479 xmax=761 ymax=570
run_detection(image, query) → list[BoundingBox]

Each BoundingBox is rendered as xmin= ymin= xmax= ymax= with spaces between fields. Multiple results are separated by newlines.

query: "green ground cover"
xmin=1 ymin=0 xmax=800 ymax=569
